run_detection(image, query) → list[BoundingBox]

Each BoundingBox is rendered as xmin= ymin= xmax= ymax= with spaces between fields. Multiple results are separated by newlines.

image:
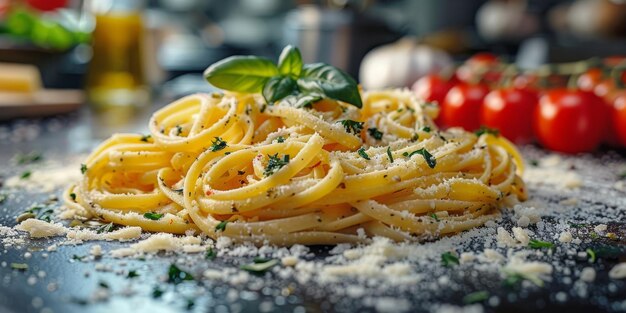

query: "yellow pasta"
xmin=65 ymin=89 xmax=527 ymax=245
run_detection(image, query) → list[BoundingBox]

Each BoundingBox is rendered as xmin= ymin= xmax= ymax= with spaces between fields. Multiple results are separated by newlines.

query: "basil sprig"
xmin=204 ymin=45 xmax=362 ymax=108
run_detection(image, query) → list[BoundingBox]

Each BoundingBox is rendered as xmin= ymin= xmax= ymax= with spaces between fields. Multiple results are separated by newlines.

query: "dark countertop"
xmin=0 ymin=106 xmax=625 ymax=313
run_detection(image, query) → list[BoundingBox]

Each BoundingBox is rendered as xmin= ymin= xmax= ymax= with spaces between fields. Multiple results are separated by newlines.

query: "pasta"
xmin=65 ymin=89 xmax=527 ymax=245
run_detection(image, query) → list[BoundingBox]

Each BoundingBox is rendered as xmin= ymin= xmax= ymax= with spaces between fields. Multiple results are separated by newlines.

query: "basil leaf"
xmin=281 ymin=92 xmax=323 ymax=108
xmin=277 ymin=45 xmax=303 ymax=77
xmin=204 ymin=56 xmax=278 ymax=93
xmin=262 ymin=76 xmax=297 ymax=104
xmin=297 ymin=63 xmax=362 ymax=108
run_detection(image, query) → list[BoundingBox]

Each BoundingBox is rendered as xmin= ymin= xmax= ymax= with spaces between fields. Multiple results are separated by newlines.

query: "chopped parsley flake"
xmin=70 ymin=193 xmax=76 ymax=201
xmin=175 ymin=125 xmax=183 ymax=136
xmin=528 ymin=239 xmax=555 ymax=249
xmin=264 ymin=154 xmax=290 ymax=177
xmin=215 ymin=221 xmax=228 ymax=232
xmin=338 ymin=120 xmax=364 ymax=135
xmin=96 ymin=222 xmax=117 ymax=234
xmin=241 ymin=259 xmax=278 ymax=273
xmin=20 ymin=171 xmax=31 ymax=179
xmin=357 ymin=147 xmax=370 ymax=160
xmin=422 ymin=126 xmax=431 ymax=133
xmin=10 ymin=263 xmax=28 ymax=270
xmin=586 ymin=248 xmax=596 ymax=263
xmin=441 ymin=252 xmax=459 ymax=267
xmin=386 ymin=147 xmax=394 ymax=163
xmin=430 ymin=213 xmax=439 ymax=221
xmin=529 ymin=159 xmax=539 ymax=167
xmin=475 ymin=126 xmax=500 ymax=137
xmin=140 ymin=134 xmax=151 ymax=142
xmin=80 ymin=164 xmax=87 ymax=174
xmin=98 ymin=281 xmax=109 ymax=289
xmin=127 ymin=270 xmax=139 ymax=278
xmin=209 ymin=137 xmax=227 ymax=152
xmin=205 ymin=248 xmax=217 ymax=260
xmin=403 ymin=148 xmax=436 ymax=168
xmin=152 ymin=287 xmax=164 ymax=298
xmin=503 ymin=271 xmax=543 ymax=287
xmin=463 ymin=291 xmax=489 ymax=304
xmin=276 ymin=136 xmax=285 ymax=143
xmin=21 ymin=205 xmax=53 ymax=222
xmin=143 ymin=212 xmax=164 ymax=220
xmin=167 ymin=264 xmax=194 ymax=284
xmin=16 ymin=152 xmax=42 ymax=165
xmin=367 ymin=127 xmax=383 ymax=140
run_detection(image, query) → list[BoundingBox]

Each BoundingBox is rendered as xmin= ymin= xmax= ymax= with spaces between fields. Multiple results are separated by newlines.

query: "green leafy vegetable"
xmin=586 ymin=248 xmax=596 ymax=263
xmin=127 ymin=270 xmax=139 ymax=278
xmin=338 ymin=120 xmax=364 ymax=135
xmin=241 ymin=259 xmax=278 ymax=273
xmin=209 ymin=137 xmax=227 ymax=152
xmin=80 ymin=164 xmax=87 ymax=174
xmin=204 ymin=56 xmax=279 ymax=93
xmin=357 ymin=147 xmax=370 ymax=160
xmin=98 ymin=281 xmax=109 ymax=289
xmin=215 ymin=221 xmax=228 ymax=232
xmin=96 ymin=222 xmax=117 ymax=234
xmin=430 ymin=213 xmax=440 ymax=222
xmin=152 ymin=287 xmax=164 ymax=298
xmin=263 ymin=75 xmax=297 ymax=104
xmin=421 ymin=126 xmax=431 ymax=133
xmin=441 ymin=252 xmax=459 ymax=267
xmin=367 ymin=127 xmax=383 ymax=140
xmin=463 ymin=291 xmax=489 ymax=304
xmin=20 ymin=205 xmax=53 ymax=222
xmin=277 ymin=45 xmax=303 ymax=77
xmin=140 ymin=134 xmax=151 ymax=142
xmin=264 ymin=153 xmax=290 ymax=177
xmin=143 ymin=212 xmax=164 ymax=220
xmin=297 ymin=63 xmax=362 ymax=108
xmin=528 ymin=239 xmax=555 ymax=249
xmin=20 ymin=171 xmax=31 ymax=179
xmin=167 ymin=264 xmax=194 ymax=284
xmin=276 ymin=136 xmax=285 ymax=143
xmin=403 ymin=148 xmax=436 ymax=168
xmin=69 ymin=193 xmax=76 ymax=201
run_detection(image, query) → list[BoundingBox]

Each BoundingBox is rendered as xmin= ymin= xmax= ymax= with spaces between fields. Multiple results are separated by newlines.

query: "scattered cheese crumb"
xmin=110 ymin=233 xmax=203 ymax=257
xmin=608 ymin=263 xmax=626 ymax=280
xmin=16 ymin=219 xmax=67 ymax=238
xmin=496 ymin=227 xmax=516 ymax=247
xmin=580 ymin=267 xmax=596 ymax=282
xmin=281 ymin=256 xmax=298 ymax=267
xmin=558 ymin=231 xmax=573 ymax=243
xmin=90 ymin=245 xmax=102 ymax=257
xmin=512 ymin=227 xmax=530 ymax=246
xmin=593 ymin=224 xmax=607 ymax=233
xmin=66 ymin=227 xmax=142 ymax=242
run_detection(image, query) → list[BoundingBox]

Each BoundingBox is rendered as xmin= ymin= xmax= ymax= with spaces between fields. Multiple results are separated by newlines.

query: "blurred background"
xmin=0 ymin=0 xmax=626 ymax=151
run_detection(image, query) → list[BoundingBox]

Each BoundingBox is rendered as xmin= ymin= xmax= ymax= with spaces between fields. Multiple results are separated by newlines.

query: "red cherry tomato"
xmin=412 ymin=74 xmax=455 ymax=125
xmin=577 ymin=68 xmax=603 ymax=92
xmin=26 ymin=0 xmax=67 ymax=11
xmin=481 ymin=88 xmax=538 ymax=144
xmin=441 ymin=83 xmax=490 ymax=131
xmin=534 ymin=89 xmax=608 ymax=153
xmin=611 ymin=91 xmax=626 ymax=147
xmin=467 ymin=52 xmax=499 ymax=65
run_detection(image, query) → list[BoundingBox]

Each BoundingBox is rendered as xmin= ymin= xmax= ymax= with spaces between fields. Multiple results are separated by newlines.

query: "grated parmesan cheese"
xmin=608 ymin=263 xmax=626 ymax=280
xmin=66 ymin=227 xmax=142 ymax=242
xmin=16 ymin=219 xmax=67 ymax=238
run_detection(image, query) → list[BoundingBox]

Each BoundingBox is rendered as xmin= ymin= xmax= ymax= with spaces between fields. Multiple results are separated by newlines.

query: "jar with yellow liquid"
xmin=85 ymin=0 xmax=148 ymax=110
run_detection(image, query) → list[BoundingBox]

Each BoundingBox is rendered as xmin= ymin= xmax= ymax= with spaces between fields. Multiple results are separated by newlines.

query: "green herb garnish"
xmin=441 ymin=252 xmax=459 ymax=267
xmin=528 ymin=239 xmax=555 ymax=249
xmin=186 ymin=299 xmax=195 ymax=310
xmin=215 ymin=221 xmax=228 ymax=232
xmin=80 ymin=164 xmax=87 ymax=174
xmin=529 ymin=159 xmax=539 ymax=167
xmin=264 ymin=153 xmax=290 ymax=177
xmin=152 ymin=287 xmax=164 ymax=298
xmin=21 ymin=205 xmax=53 ymax=222
xmin=143 ymin=212 xmax=164 ymax=220
xmin=403 ymin=148 xmax=436 ymax=168
xmin=167 ymin=264 xmax=194 ymax=284
xmin=98 ymin=281 xmax=109 ymax=289
xmin=586 ymin=248 xmax=596 ymax=263
xmin=16 ymin=152 xmax=42 ymax=164
xmin=338 ymin=120 xmax=363 ymax=135
xmin=96 ymin=222 xmax=116 ymax=234
xmin=209 ymin=137 xmax=227 ymax=152
xmin=175 ymin=125 xmax=183 ymax=136
xmin=127 ymin=270 xmax=139 ymax=278
xmin=503 ymin=271 xmax=543 ymax=287
xmin=357 ymin=147 xmax=370 ymax=160
xmin=463 ymin=291 xmax=489 ymax=304
xmin=386 ymin=147 xmax=394 ymax=163
xmin=367 ymin=127 xmax=383 ymax=140
xmin=140 ymin=134 xmax=151 ymax=142
xmin=69 ymin=193 xmax=76 ymax=201
xmin=72 ymin=254 xmax=85 ymax=261
xmin=204 ymin=45 xmax=362 ymax=108
xmin=276 ymin=136 xmax=285 ymax=143
xmin=20 ymin=171 xmax=31 ymax=179
xmin=422 ymin=126 xmax=431 ymax=133
xmin=10 ymin=263 xmax=28 ymax=270
xmin=205 ymin=247 xmax=217 ymax=260
xmin=475 ymin=126 xmax=500 ymax=137
xmin=430 ymin=213 xmax=440 ymax=221
xmin=241 ymin=259 xmax=278 ymax=273
xmin=0 ymin=192 xmax=6 ymax=204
